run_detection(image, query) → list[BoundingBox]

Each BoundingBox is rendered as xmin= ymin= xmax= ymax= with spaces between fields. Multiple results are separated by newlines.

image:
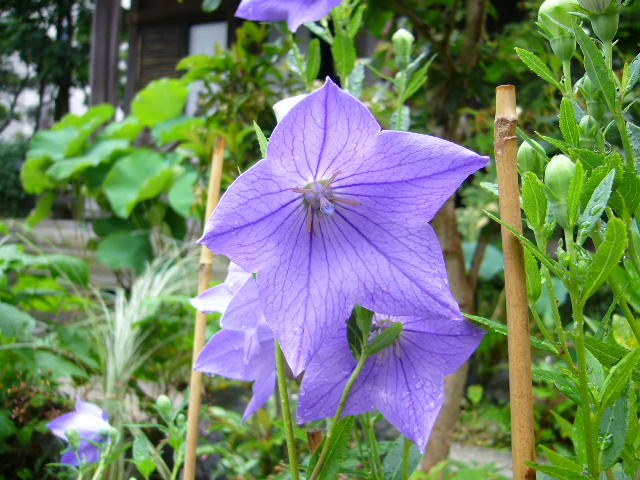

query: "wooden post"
xmin=494 ymin=85 xmax=536 ymax=480
xmin=183 ymin=138 xmax=225 ymax=480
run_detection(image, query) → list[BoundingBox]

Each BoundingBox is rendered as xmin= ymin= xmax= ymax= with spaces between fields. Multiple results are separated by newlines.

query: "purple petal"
xmin=334 ymin=131 xmax=489 ymax=223
xmin=242 ymin=356 xmax=276 ymax=422
xmin=297 ymin=326 xmax=374 ymax=423
xmin=191 ymin=284 xmax=236 ymax=314
xmin=267 ymin=78 xmax=380 ymax=183
xmin=74 ymin=398 xmax=107 ymax=420
xmin=195 ymin=329 xmax=256 ymax=381
xmin=48 ymin=409 xmax=110 ymax=442
xmin=235 ymin=0 xmax=341 ymax=32
xmin=219 ymin=276 xmax=265 ymax=331
xmin=370 ymin=346 xmax=444 ymax=452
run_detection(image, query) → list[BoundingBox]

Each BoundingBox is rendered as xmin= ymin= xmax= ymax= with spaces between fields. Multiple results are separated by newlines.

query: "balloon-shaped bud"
xmin=579 ymin=114 xmax=598 ymax=149
xmin=545 ymin=154 xmax=576 ymax=228
xmin=517 ymin=141 xmax=546 ymax=175
xmin=539 ymin=0 xmax=577 ymax=61
xmin=392 ymin=28 xmax=415 ymax=69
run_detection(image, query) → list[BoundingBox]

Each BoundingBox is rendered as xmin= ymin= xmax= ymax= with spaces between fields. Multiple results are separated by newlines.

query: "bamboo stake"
xmin=493 ymin=85 xmax=536 ymax=480
xmin=183 ymin=137 xmax=225 ymax=480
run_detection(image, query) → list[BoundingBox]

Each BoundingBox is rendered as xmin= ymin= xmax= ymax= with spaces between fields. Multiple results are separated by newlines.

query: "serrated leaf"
xmin=599 ymin=389 xmax=630 ymax=469
xmin=627 ymin=122 xmax=640 ymax=169
xmin=515 ymin=48 xmax=563 ymax=90
xmin=539 ymin=134 xmax=571 ymax=156
xmin=599 ymin=349 xmax=640 ymax=412
xmin=347 ymin=4 xmax=366 ymax=39
xmin=526 ymin=462 xmax=589 ymax=480
xmin=522 ymin=172 xmax=547 ymax=230
xmin=569 ymin=147 xmax=606 ymax=170
xmin=524 ymin=249 xmax=542 ymax=303
xmin=133 ymin=434 xmax=156 ymax=479
xmin=582 ymin=217 xmax=627 ymax=301
xmin=576 ymin=169 xmax=615 ymax=244
xmin=560 ymin=97 xmax=580 ymax=146
xmin=532 ymin=367 xmax=581 ymax=404
xmin=382 ymin=437 xmax=421 ymax=480
xmin=0 ymin=302 xmax=37 ymax=338
xmin=306 ymin=39 xmax=321 ymax=87
xmin=538 ymin=445 xmax=582 ymax=473
xmin=331 ymin=30 xmax=355 ymax=83
xmin=624 ymin=53 xmax=640 ymax=96
xmin=401 ymin=58 xmax=433 ymax=103
xmin=572 ymin=25 xmax=616 ymax=108
xmin=307 ymin=417 xmax=354 ymax=480
xmin=253 ymin=121 xmax=268 ymax=158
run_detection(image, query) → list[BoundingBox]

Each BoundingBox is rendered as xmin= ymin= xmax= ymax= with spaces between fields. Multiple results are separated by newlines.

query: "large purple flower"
xmin=296 ymin=314 xmax=484 ymax=451
xmin=47 ymin=398 xmax=111 ymax=466
xmin=235 ymin=0 xmax=342 ymax=32
xmin=194 ymin=271 xmax=276 ymax=422
xmin=199 ymin=79 xmax=488 ymax=375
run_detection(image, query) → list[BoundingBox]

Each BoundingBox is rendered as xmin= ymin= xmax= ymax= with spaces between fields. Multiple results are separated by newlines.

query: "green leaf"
xmin=95 ymin=231 xmax=153 ymax=273
xmin=365 ymin=322 xmax=403 ymax=355
xmin=131 ymin=78 xmax=188 ymax=127
xmin=624 ymin=53 xmax=640 ymax=96
xmin=599 ymin=388 xmax=630 ymax=469
xmin=569 ymin=147 xmax=606 ymax=170
xmin=103 ymin=149 xmax=176 ymax=218
xmin=515 ymin=48 xmax=563 ymax=90
xmin=583 ymin=334 xmax=640 ymax=384
xmin=347 ymin=4 xmax=366 ymax=39
xmin=599 ymin=349 xmax=640 ymax=412
xmin=582 ymin=217 xmax=627 ymax=301
xmin=34 ymin=351 xmax=87 ymax=378
xmin=133 ymin=434 xmax=156 ymax=479
xmin=38 ymin=254 xmax=89 ymax=286
xmin=463 ymin=313 xmax=557 ymax=354
xmin=20 ymin=156 xmax=55 ymax=194
xmin=151 ymin=116 xmax=204 ymax=146
xmin=524 ymin=249 xmax=542 ymax=303
xmin=306 ymin=39 xmax=321 ymax=87
xmin=576 ymin=168 xmax=615 ymax=244
xmin=168 ymin=170 xmax=196 ymax=218
xmin=331 ymin=30 xmax=356 ymax=83
xmin=99 ymin=116 xmax=144 ymax=141
xmin=47 ymin=139 xmax=130 ymax=180
xmin=401 ymin=58 xmax=433 ymax=103
xmin=560 ymin=97 xmax=580 ymax=146
xmin=27 ymin=127 xmax=77 ymax=162
xmin=0 ymin=302 xmax=36 ymax=338
xmin=627 ymin=122 xmax=640 ymax=165
xmin=521 ymin=171 xmax=548 ymax=230
xmin=308 ymin=417 xmax=354 ymax=480
xmin=381 ymin=437 xmax=421 ymax=480
xmin=201 ymin=0 xmax=222 ymax=12
xmin=538 ymin=445 xmax=583 ymax=473
xmin=25 ymin=191 xmax=55 ymax=228
xmin=253 ymin=121 xmax=268 ymax=158
xmin=539 ymin=134 xmax=571 ymax=156
xmin=526 ymin=462 xmax=589 ymax=480
xmin=532 ymin=367 xmax=581 ymax=404
xmin=572 ymin=25 xmax=616 ymax=108
xmin=0 ymin=410 xmax=17 ymax=441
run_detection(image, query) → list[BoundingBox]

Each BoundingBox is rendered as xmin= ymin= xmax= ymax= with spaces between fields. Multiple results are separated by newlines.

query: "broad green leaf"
xmin=0 ymin=302 xmax=36 ymax=338
xmin=95 ymin=231 xmax=153 ymax=273
xmin=331 ymin=30 xmax=355 ymax=83
xmin=524 ymin=249 xmax=542 ymax=303
xmin=253 ymin=121 xmax=268 ymax=158
xmin=27 ymin=128 xmax=77 ymax=161
xmin=624 ymin=53 xmax=640 ymax=96
xmin=381 ymin=437 xmax=421 ymax=480
xmin=62 ymin=105 xmax=116 ymax=157
xmin=572 ymin=25 xmax=616 ymax=108
xmin=131 ymin=78 xmax=188 ymax=126
xmin=463 ymin=313 xmax=557 ymax=354
xmin=20 ymin=156 xmax=55 ymax=194
xmin=305 ymin=39 xmax=321 ymax=87
xmin=47 ymin=139 xmax=130 ymax=180
xmin=599 ymin=349 xmax=640 ymax=412
xmin=576 ymin=168 xmax=615 ymax=244
xmin=38 ymin=254 xmax=89 ymax=286
xmin=34 ymin=351 xmax=87 ymax=378
xmin=515 ymin=48 xmax=563 ymax=90
xmin=582 ymin=217 xmax=627 ymax=301
xmin=599 ymin=389 xmax=630 ymax=469
xmin=560 ymin=97 xmax=580 ymax=146
xmin=307 ymin=417 xmax=354 ymax=480
xmin=0 ymin=410 xmax=17 ymax=441
xmin=168 ymin=170 xmax=196 ymax=218
xmin=54 ymin=104 xmax=114 ymax=131
xmin=133 ymin=434 xmax=156 ymax=479
xmin=103 ymin=149 xmax=176 ymax=218
xmin=99 ymin=116 xmax=143 ymax=141
xmin=521 ymin=171 xmax=547 ymax=230
xmin=26 ymin=191 xmax=55 ymax=228
xmin=151 ymin=116 xmax=204 ymax=146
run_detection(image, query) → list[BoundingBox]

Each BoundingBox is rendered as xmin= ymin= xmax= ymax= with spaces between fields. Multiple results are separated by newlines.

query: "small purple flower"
xmin=199 ymin=78 xmax=488 ymax=375
xmin=296 ymin=314 xmax=484 ymax=451
xmin=47 ymin=398 xmax=111 ymax=466
xmin=235 ymin=0 xmax=342 ymax=32
xmin=190 ymin=262 xmax=251 ymax=314
xmin=194 ymin=270 xmax=276 ymax=422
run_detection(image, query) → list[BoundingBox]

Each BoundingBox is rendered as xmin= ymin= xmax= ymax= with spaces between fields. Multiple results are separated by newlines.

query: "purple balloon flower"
xmin=47 ymin=398 xmax=111 ymax=466
xmin=235 ymin=0 xmax=342 ymax=32
xmin=199 ymin=78 xmax=488 ymax=375
xmin=297 ymin=314 xmax=484 ymax=451
xmin=190 ymin=261 xmax=252 ymax=314
xmin=194 ymin=268 xmax=276 ymax=422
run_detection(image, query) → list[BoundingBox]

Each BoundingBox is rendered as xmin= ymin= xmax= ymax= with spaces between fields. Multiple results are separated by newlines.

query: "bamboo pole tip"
xmin=495 ymin=85 xmax=517 ymax=120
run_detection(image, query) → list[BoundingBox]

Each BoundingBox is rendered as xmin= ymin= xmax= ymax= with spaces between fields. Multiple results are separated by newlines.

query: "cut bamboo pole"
xmin=493 ymin=85 xmax=536 ymax=480
xmin=183 ymin=137 xmax=225 ymax=480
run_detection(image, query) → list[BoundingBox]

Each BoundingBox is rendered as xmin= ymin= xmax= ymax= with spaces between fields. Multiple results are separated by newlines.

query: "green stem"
xmin=309 ymin=353 xmax=369 ymax=480
xmin=542 ymin=266 xmax=577 ymax=373
xmin=530 ymin=305 xmax=556 ymax=352
xmin=562 ymin=60 xmax=573 ymax=97
xmin=603 ymin=40 xmax=613 ymax=70
xmin=614 ymin=112 xmax=634 ymax=169
xmin=572 ymin=296 xmax=600 ymax=477
xmin=401 ymin=437 xmax=411 ymax=480
xmin=362 ymin=413 xmax=384 ymax=480
xmin=610 ymin=278 xmax=640 ymax=345
xmin=169 ymin=447 xmax=183 ymax=480
xmin=275 ymin=341 xmax=300 ymax=480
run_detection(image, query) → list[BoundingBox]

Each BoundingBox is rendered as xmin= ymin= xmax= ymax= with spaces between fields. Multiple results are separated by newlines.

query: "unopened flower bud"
xmin=539 ymin=0 xmax=577 ymax=61
xmin=155 ymin=395 xmax=172 ymax=418
xmin=517 ymin=141 xmax=546 ymax=174
xmin=392 ymin=28 xmax=415 ymax=69
xmin=577 ymin=0 xmax=615 ymax=13
xmin=545 ymin=154 xmax=575 ymax=228
xmin=590 ymin=11 xmax=619 ymax=43
xmin=579 ymin=114 xmax=598 ymax=149
xmin=273 ymin=94 xmax=308 ymax=123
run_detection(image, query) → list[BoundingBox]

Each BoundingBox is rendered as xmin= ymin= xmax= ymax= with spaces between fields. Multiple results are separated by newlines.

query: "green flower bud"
xmin=578 ymin=74 xmax=598 ymax=98
xmin=590 ymin=11 xmax=619 ymax=43
xmin=517 ymin=141 xmax=546 ymax=174
xmin=545 ymin=154 xmax=575 ymax=228
xmin=539 ymin=0 xmax=577 ymax=61
xmin=392 ymin=28 xmax=414 ymax=69
xmin=155 ymin=395 xmax=172 ymax=418
xmin=577 ymin=0 xmax=615 ymax=13
xmin=579 ymin=114 xmax=598 ymax=149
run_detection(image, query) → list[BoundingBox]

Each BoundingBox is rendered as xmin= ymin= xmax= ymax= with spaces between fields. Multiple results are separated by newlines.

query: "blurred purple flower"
xmin=47 ymin=398 xmax=111 ymax=466
xmin=194 ymin=268 xmax=275 ymax=422
xmin=199 ymin=78 xmax=488 ymax=375
xmin=190 ymin=262 xmax=251 ymax=314
xmin=235 ymin=0 xmax=342 ymax=32
xmin=297 ymin=314 xmax=484 ymax=451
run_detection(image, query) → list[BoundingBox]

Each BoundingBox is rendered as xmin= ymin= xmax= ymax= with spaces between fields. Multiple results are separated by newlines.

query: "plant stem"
xmin=362 ymin=413 xmax=384 ymax=480
xmin=401 ymin=437 xmax=411 ymax=480
xmin=614 ymin=112 xmax=634 ymax=169
xmin=542 ymin=267 xmax=576 ymax=373
xmin=274 ymin=340 xmax=300 ymax=480
xmin=562 ymin=60 xmax=573 ymax=97
xmin=610 ymin=278 xmax=640 ymax=345
xmin=603 ymin=40 xmax=613 ymax=70
xmin=572 ymin=295 xmax=599 ymax=477
xmin=309 ymin=352 xmax=370 ymax=480
xmin=530 ymin=305 xmax=556 ymax=352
